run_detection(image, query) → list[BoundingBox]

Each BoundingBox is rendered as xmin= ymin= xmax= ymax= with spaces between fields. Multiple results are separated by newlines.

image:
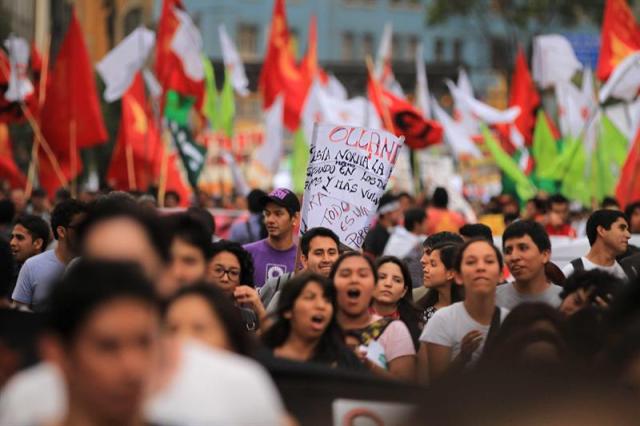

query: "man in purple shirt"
xmin=243 ymin=188 xmax=300 ymax=288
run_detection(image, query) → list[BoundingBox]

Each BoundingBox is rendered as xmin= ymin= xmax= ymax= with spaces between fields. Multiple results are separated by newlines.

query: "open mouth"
xmin=311 ymin=314 xmax=325 ymax=324
xmin=347 ymin=288 xmax=361 ymax=299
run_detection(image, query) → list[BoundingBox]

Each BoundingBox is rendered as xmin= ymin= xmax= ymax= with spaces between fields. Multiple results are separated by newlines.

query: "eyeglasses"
xmin=211 ymin=266 xmax=241 ymax=281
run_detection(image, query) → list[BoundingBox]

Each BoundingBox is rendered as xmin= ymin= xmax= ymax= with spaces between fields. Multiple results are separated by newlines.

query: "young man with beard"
xmin=562 ymin=210 xmax=631 ymax=281
xmin=497 ymin=220 xmax=563 ymax=310
xmin=244 ymin=188 xmax=300 ymax=288
xmin=12 ymin=199 xmax=86 ymax=312
xmin=260 ymin=227 xmax=341 ymax=312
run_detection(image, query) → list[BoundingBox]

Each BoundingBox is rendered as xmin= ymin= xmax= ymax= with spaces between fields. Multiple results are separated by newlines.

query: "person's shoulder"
xmin=495 ymin=282 xmax=514 ymax=295
xmin=243 ymin=239 xmax=265 ymax=251
xmin=499 ymin=307 xmax=510 ymax=320
xmin=24 ymin=250 xmax=51 ymax=265
xmin=548 ymin=283 xmax=563 ymax=294
xmin=431 ymin=301 xmax=460 ymax=320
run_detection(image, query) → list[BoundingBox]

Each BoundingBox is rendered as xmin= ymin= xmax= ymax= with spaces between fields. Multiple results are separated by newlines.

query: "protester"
xmin=164 ymin=284 xmax=255 ymax=356
xmin=244 ymin=188 xmax=300 ymax=288
xmin=421 ymin=239 xmax=509 ymax=380
xmin=262 ymin=272 xmax=363 ymax=369
xmin=624 ymin=201 xmax=640 ymax=234
xmin=167 ymin=213 xmax=214 ymax=286
xmin=11 ymin=199 xmax=86 ymax=311
xmin=372 ymin=256 xmax=421 ymax=349
xmin=561 ymin=209 xmax=630 ymax=281
xmin=9 ymin=214 xmax=50 ymax=270
xmin=261 ymin=227 xmax=340 ymax=312
xmin=545 ymin=194 xmax=577 ymax=237
xmin=25 ymin=189 xmax=51 ymax=223
xmin=229 ymin=189 xmax=268 ymax=245
xmin=164 ymin=190 xmax=181 ymax=208
xmin=9 ymin=189 xmax=27 ymax=219
xmin=363 ymin=192 xmax=402 ymax=258
xmin=498 ymin=220 xmax=563 ymax=309
xmin=426 ymin=187 xmax=465 ymax=235
xmin=601 ymin=197 xmax=621 ymax=210
xmin=207 ymin=240 xmax=266 ymax=331
xmin=186 ymin=206 xmax=217 ymax=241
xmin=413 ymin=232 xmax=464 ymax=301
xmin=383 ymin=207 xmax=428 ymax=288
xmin=558 ymin=269 xmax=623 ymax=317
xmin=330 ymin=252 xmax=416 ymax=381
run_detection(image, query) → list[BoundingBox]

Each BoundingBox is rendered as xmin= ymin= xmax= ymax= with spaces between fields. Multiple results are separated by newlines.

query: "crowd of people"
xmin=1 ymin=183 xmax=640 ymax=425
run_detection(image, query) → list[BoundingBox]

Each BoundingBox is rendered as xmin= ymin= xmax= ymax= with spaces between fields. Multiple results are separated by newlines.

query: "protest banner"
xmin=300 ymin=123 xmax=404 ymax=249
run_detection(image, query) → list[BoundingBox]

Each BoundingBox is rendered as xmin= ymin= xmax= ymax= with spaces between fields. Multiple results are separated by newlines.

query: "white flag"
xmin=302 ymin=80 xmax=381 ymax=142
xmin=255 ymin=95 xmax=284 ymax=174
xmin=142 ymin=69 xmax=162 ymax=100
xmin=375 ymin=23 xmax=404 ymax=98
xmin=555 ymin=80 xmax=589 ymax=139
xmin=532 ymin=34 xmax=582 ymax=89
xmin=221 ymin=150 xmax=250 ymax=196
xmin=218 ymin=24 xmax=249 ymax=97
xmin=326 ymin=74 xmax=347 ymax=100
xmin=581 ymin=67 xmax=596 ymax=106
xmin=415 ymin=42 xmax=430 ymax=118
xmin=96 ymin=27 xmax=155 ymax=102
xmin=447 ymin=80 xmax=521 ymax=125
xmin=457 ymin=69 xmax=474 ymax=97
xmin=3 ymin=35 xmax=33 ymax=102
xmin=431 ymin=97 xmax=482 ymax=158
xmin=171 ymin=8 xmax=204 ymax=81
xmin=599 ymin=52 xmax=640 ymax=103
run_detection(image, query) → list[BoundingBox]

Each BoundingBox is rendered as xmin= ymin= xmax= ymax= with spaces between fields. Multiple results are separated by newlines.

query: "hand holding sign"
xmin=300 ymin=123 xmax=404 ymax=249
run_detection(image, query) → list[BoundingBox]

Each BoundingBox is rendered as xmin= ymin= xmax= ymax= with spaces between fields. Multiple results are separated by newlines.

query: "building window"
xmin=123 ymin=7 xmax=143 ymax=37
xmin=453 ymin=38 xmax=464 ymax=63
xmin=407 ymin=35 xmax=419 ymax=61
xmin=342 ymin=32 xmax=355 ymax=61
xmin=237 ymin=23 xmax=258 ymax=60
xmin=434 ymin=38 xmax=444 ymax=62
xmin=392 ymin=35 xmax=402 ymax=60
xmin=362 ymin=33 xmax=374 ymax=58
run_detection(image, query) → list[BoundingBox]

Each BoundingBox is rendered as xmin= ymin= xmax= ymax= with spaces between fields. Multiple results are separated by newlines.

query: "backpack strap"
xmin=570 ymin=258 xmax=584 ymax=273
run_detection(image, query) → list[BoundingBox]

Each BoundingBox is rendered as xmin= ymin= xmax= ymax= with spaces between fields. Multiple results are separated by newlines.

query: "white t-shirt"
xmin=420 ymin=302 xmax=509 ymax=364
xmin=495 ymin=282 xmax=563 ymax=310
xmin=561 ymin=256 xmax=627 ymax=281
xmin=0 ymin=341 xmax=284 ymax=426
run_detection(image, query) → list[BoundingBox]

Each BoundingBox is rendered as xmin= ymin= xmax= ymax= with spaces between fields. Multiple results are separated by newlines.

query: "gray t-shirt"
xmin=11 ymin=250 xmax=65 ymax=311
xmin=495 ymin=282 xmax=563 ymax=310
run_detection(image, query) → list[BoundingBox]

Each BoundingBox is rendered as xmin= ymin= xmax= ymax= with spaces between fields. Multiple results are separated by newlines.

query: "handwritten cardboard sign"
xmin=300 ymin=123 xmax=405 ymax=249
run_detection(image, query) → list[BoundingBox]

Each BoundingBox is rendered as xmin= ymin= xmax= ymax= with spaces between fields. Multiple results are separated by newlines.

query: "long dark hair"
xmin=262 ymin=272 xmax=355 ymax=367
xmin=416 ymin=242 xmax=464 ymax=310
xmin=374 ymin=256 xmax=422 ymax=349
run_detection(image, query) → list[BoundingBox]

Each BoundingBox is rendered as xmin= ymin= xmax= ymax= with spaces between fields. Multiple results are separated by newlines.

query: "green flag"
xmin=480 ymin=125 xmax=537 ymax=201
xmin=219 ymin=68 xmax=235 ymax=137
xmin=165 ymin=90 xmax=206 ymax=189
xmin=532 ymin=111 xmax=559 ymax=180
xmin=558 ymin=137 xmax=590 ymax=206
xmin=291 ymin=127 xmax=309 ymax=194
xmin=201 ymin=56 xmax=220 ymax=130
xmin=591 ymin=115 xmax=629 ymax=202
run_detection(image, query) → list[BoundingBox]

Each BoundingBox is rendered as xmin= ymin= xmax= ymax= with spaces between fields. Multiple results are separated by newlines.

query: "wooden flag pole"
xmin=70 ymin=118 xmax=77 ymax=198
xmin=126 ymin=143 xmax=137 ymax=191
xmin=158 ymin=129 xmax=170 ymax=207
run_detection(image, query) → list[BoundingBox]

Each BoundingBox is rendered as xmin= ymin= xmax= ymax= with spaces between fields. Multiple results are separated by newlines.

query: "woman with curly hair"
xmin=207 ymin=240 xmax=266 ymax=331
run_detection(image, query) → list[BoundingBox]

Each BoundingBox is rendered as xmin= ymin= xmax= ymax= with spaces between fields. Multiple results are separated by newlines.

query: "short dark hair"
xmin=187 ymin=206 xmax=216 ymax=236
xmin=51 ymin=199 xmax=86 ymax=240
xmin=424 ymin=231 xmax=464 ymax=249
xmin=586 ymin=209 xmax=628 ymax=246
xmin=432 ymin=187 xmax=449 ymax=209
xmin=548 ymin=194 xmax=569 ymax=206
xmin=210 ymin=240 xmax=255 ymax=287
xmin=601 ymin=196 xmax=620 ymax=210
xmin=247 ymin=189 xmax=267 ymax=214
xmin=78 ymin=199 xmax=170 ymax=263
xmin=459 ymin=223 xmax=493 ymax=241
xmin=454 ymin=238 xmax=504 ymax=273
xmin=404 ymin=208 xmax=427 ymax=233
xmin=164 ymin=284 xmax=254 ymax=356
xmin=166 ymin=213 xmax=213 ymax=260
xmin=165 ymin=190 xmax=181 ymax=204
xmin=13 ymin=214 xmax=50 ymax=249
xmin=624 ymin=201 xmax=640 ymax=220
xmin=46 ymin=259 xmax=158 ymax=344
xmin=502 ymin=220 xmax=551 ymax=253
xmin=0 ymin=199 xmax=15 ymax=224
xmin=300 ymin=227 xmax=340 ymax=257
xmin=560 ymin=269 xmax=623 ymax=301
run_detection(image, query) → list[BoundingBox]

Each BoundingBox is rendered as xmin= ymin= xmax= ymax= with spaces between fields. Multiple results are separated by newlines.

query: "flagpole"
xmin=365 ymin=55 xmax=395 ymax=133
xmin=70 ymin=118 xmax=77 ymax=198
xmin=158 ymin=129 xmax=170 ymax=207
xmin=126 ymin=143 xmax=137 ymax=190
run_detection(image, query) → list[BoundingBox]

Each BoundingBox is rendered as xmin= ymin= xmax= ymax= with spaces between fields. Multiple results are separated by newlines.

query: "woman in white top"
xmin=421 ymin=238 xmax=509 ymax=381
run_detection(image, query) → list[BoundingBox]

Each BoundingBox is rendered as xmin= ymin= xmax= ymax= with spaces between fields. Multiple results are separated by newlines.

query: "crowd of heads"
xmin=1 ymin=184 xmax=640 ymax=425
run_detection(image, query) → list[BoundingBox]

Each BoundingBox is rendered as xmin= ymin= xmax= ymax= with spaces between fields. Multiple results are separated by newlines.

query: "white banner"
xmin=300 ymin=123 xmax=404 ymax=249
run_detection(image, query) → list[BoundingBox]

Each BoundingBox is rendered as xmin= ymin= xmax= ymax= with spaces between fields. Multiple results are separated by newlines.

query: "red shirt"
xmin=545 ymin=223 xmax=576 ymax=238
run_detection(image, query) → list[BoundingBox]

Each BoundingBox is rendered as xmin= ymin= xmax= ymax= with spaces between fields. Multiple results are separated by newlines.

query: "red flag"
xmin=38 ymin=10 xmax=108 ymax=197
xmin=616 ymin=127 xmax=640 ymax=208
xmin=0 ymin=123 xmax=26 ymax=188
xmin=259 ymin=0 xmax=310 ymax=131
xmin=509 ymin=48 xmax=540 ymax=145
xmin=0 ymin=46 xmax=40 ymax=123
xmin=367 ymin=72 xmax=442 ymax=150
xmin=155 ymin=0 xmax=204 ymax=109
xmin=107 ymin=75 xmax=163 ymax=191
xmin=597 ymin=0 xmax=640 ymax=80
xmin=300 ymin=16 xmax=328 ymax=85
